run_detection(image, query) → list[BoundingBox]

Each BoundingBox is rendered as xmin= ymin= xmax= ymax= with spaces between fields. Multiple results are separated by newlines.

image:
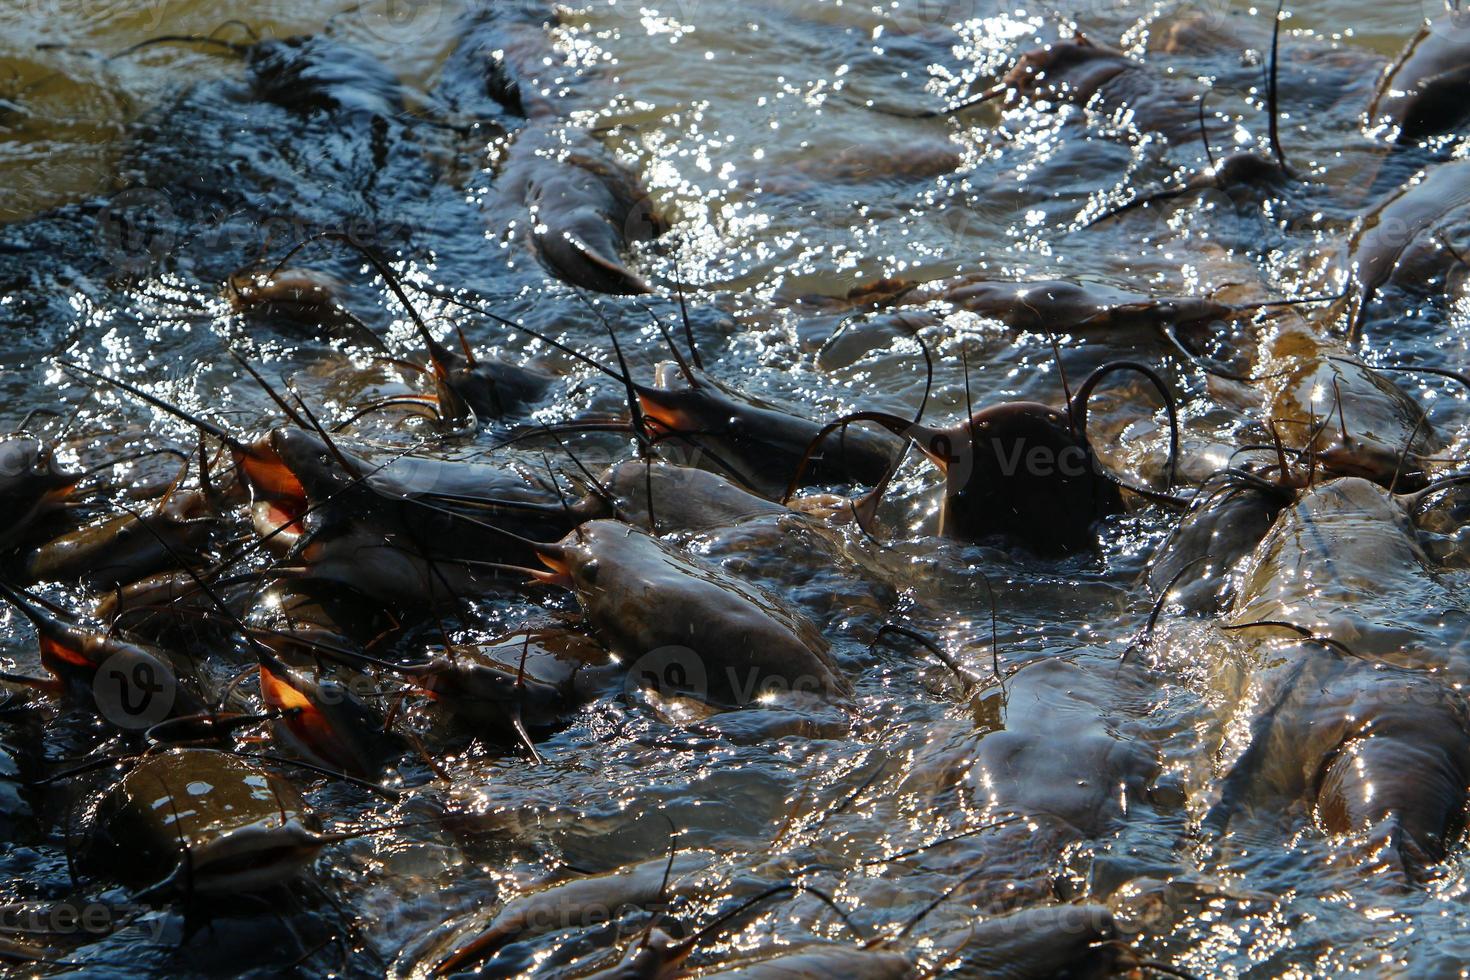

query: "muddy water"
xmin=2 ymin=0 xmax=1470 ymax=977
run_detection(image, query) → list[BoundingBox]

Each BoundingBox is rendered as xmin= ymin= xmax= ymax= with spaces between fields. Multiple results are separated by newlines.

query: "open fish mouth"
xmin=241 ymin=430 xmax=355 ymax=548
xmin=635 ymin=392 xmax=689 ymax=439
xmin=244 ymin=448 xmax=310 ymax=546
xmin=533 ymin=548 xmax=575 ymax=588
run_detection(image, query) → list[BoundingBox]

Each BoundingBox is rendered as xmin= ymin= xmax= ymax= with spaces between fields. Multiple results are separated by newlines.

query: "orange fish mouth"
xmin=252 ymin=498 xmax=308 ymax=552
xmin=42 ymin=482 xmax=78 ymax=506
xmin=239 ymin=447 xmax=308 ymax=505
xmin=636 ymin=393 xmax=689 ymax=439
xmin=239 ymin=445 xmax=310 ymax=543
xmin=258 ymin=663 xmax=312 ymax=714
xmin=39 ymin=634 xmax=91 ymax=673
xmin=533 ymin=550 xmax=574 ymax=589
xmin=258 ymin=664 xmax=355 ymax=771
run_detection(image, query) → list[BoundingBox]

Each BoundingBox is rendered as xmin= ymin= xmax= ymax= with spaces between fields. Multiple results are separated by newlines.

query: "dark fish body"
xmin=1370 ymin=17 xmax=1470 ymax=144
xmin=941 ymin=278 xmax=1151 ymax=331
xmin=1343 ymin=159 xmax=1470 ymax=329
xmin=444 ymin=357 xmax=555 ymax=420
xmin=1208 ymin=646 xmax=1470 ymax=881
xmin=223 ymin=266 xmax=391 ymax=349
xmin=226 ymin=268 xmax=347 ymax=324
xmin=941 ymin=905 xmax=1121 ymax=980
xmin=936 ymin=277 xmax=1236 ymax=334
xmin=641 ymin=366 xmax=898 ymax=498
xmin=497 ymin=123 xmax=662 ymax=294
xmin=419 ymin=629 xmax=614 ymax=739
xmin=1147 ymin=475 xmax=1287 ymax=615
xmin=246 ymin=579 xmax=399 ymax=663
xmin=555 ymin=520 xmax=852 ymax=706
xmin=24 ymin=509 xmax=216 ymax=591
xmin=0 ymin=582 xmax=211 ymax=729
xmin=938 ymin=403 xmax=1120 ymax=553
xmin=755 ymin=137 xmax=962 ymax=195
xmin=0 ymin=437 xmax=78 ymax=552
xmin=590 ymin=460 xmax=790 ymax=531
xmin=254 ymin=428 xmax=576 ymax=605
xmin=85 ymin=748 xmax=317 ymax=892
xmin=999 ymin=38 xmax=1203 ymax=139
xmin=1229 ymin=478 xmax=1470 ymax=671
xmin=1261 ymin=325 xmax=1439 ymax=488
xmin=694 ymin=947 xmax=917 ymax=979
xmin=356 ymin=447 xmax=562 ymax=506
xmin=420 ymin=853 xmax=717 ymax=976
xmin=966 ymin=659 xmax=1159 ymax=839
xmin=439 ymin=0 xmax=564 ymax=119
xmin=256 ymin=647 xmax=402 ymax=778
xmin=1314 ymin=671 xmax=1470 ymax=875
xmin=98 ymin=568 xmax=252 ymax=643
xmin=439 ymin=1 xmax=662 ymax=293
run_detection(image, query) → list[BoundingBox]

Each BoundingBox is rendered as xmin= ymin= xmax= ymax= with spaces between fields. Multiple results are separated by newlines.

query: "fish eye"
xmin=580 ymin=559 xmax=600 ymax=585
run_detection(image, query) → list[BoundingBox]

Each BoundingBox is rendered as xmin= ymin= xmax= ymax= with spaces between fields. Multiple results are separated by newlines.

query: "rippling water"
xmin=3 ymin=0 xmax=1470 ymax=977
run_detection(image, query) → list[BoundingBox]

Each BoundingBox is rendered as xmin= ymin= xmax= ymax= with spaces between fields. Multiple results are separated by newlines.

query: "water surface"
xmin=2 ymin=1 xmax=1469 ymax=976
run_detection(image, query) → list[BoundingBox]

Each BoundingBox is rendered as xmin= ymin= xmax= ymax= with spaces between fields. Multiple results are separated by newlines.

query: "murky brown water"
xmin=3 ymin=0 xmax=1470 ymax=977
